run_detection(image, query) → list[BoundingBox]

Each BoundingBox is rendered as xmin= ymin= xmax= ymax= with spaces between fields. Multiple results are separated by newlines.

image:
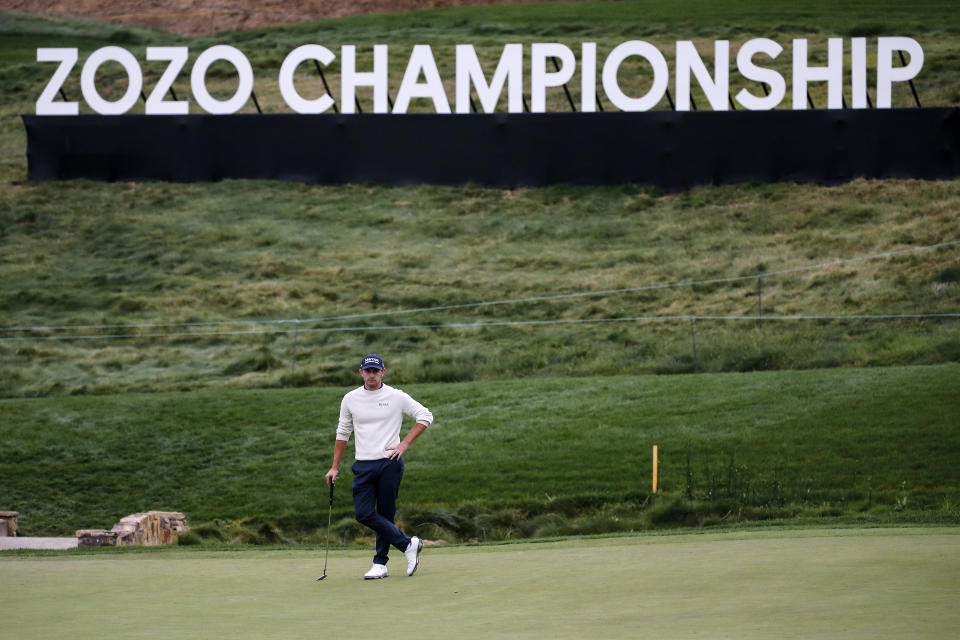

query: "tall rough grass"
xmin=1 ymin=179 xmax=958 ymax=396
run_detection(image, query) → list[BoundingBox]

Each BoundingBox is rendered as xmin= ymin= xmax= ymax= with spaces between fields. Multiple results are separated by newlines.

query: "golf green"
xmin=3 ymin=528 xmax=957 ymax=639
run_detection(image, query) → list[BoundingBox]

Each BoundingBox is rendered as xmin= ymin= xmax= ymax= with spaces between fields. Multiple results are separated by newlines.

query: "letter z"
xmin=36 ymin=48 xmax=79 ymax=115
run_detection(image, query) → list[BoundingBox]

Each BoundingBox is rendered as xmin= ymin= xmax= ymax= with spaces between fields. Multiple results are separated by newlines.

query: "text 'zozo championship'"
xmin=36 ymin=37 xmax=923 ymax=116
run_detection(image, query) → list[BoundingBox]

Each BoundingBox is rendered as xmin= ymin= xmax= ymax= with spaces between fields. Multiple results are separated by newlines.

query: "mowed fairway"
xmin=3 ymin=528 xmax=958 ymax=639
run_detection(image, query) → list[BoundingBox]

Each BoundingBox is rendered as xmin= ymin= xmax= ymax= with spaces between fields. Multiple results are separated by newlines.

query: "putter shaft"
xmin=316 ymin=481 xmax=335 ymax=581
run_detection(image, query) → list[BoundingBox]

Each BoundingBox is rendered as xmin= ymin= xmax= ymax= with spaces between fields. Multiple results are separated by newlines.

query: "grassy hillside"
xmin=1 ymin=3 xmax=958 ymax=542
xmin=1 ymin=3 xmax=958 ymax=396
xmin=2 ymin=365 xmax=958 ymax=542
xmin=1 ymin=178 xmax=957 ymax=396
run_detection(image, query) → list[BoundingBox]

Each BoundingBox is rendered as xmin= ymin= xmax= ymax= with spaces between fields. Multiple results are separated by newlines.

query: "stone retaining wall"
xmin=76 ymin=511 xmax=189 ymax=547
xmin=76 ymin=529 xmax=119 ymax=547
xmin=112 ymin=511 xmax=189 ymax=545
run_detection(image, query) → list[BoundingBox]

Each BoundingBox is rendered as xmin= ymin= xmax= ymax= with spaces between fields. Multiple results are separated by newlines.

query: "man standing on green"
xmin=325 ymin=354 xmax=433 ymax=579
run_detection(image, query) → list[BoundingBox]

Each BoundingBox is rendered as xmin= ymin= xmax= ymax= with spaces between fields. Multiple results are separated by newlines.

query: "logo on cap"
xmin=361 ymin=354 xmax=385 ymax=370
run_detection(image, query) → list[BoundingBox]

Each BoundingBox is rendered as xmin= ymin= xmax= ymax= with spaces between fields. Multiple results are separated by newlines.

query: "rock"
xmin=76 ymin=529 xmax=119 ymax=547
xmin=422 ymin=539 xmax=449 ymax=546
xmin=0 ymin=511 xmax=17 ymax=537
xmin=111 ymin=511 xmax=189 ymax=545
xmin=75 ymin=511 xmax=189 ymax=547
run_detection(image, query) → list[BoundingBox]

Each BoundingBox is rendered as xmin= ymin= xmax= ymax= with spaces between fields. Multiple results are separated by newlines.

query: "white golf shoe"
xmin=404 ymin=536 xmax=423 ymax=576
xmin=363 ymin=563 xmax=388 ymax=579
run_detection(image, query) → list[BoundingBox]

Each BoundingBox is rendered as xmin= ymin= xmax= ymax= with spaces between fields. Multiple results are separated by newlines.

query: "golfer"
xmin=325 ymin=353 xmax=433 ymax=579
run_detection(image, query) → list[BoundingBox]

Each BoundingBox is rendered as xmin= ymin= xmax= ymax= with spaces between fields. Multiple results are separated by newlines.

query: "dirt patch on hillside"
xmin=2 ymin=0 xmax=551 ymax=36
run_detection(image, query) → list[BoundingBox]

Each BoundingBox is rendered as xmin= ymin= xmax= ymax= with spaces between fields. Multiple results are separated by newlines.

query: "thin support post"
xmin=552 ymin=57 xmax=577 ymax=111
xmin=652 ymin=445 xmax=659 ymax=495
xmin=757 ymin=276 xmax=763 ymax=328
xmin=251 ymin=90 xmax=263 ymax=114
xmin=898 ymin=51 xmax=922 ymax=107
xmin=290 ymin=320 xmax=300 ymax=376
xmin=313 ymin=61 xmax=339 ymax=113
xmin=689 ymin=315 xmax=698 ymax=373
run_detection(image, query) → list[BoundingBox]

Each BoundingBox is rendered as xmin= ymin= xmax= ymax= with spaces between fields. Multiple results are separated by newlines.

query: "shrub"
xmin=176 ymin=531 xmax=203 ymax=546
xmin=332 ymin=517 xmax=368 ymax=542
xmin=647 ymin=500 xmax=705 ymax=528
xmin=407 ymin=510 xmax=477 ymax=540
xmin=934 ymin=266 xmax=960 ymax=283
xmin=190 ymin=524 xmax=226 ymax=542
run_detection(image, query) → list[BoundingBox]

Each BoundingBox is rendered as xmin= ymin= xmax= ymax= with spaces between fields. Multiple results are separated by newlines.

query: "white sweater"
xmin=336 ymin=383 xmax=434 ymax=461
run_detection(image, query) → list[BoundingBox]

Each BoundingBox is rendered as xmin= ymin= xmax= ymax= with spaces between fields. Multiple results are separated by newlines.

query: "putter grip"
xmin=329 ymin=481 xmax=335 ymax=505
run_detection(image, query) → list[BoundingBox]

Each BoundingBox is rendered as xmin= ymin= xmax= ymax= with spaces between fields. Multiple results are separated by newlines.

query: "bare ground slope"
xmin=1 ymin=0 xmax=554 ymax=35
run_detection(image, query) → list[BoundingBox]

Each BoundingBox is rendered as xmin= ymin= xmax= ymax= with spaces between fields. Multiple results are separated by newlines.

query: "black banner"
xmin=23 ymin=108 xmax=960 ymax=189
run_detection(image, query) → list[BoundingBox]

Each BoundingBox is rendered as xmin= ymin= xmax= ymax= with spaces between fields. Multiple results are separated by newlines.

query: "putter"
xmin=316 ymin=480 xmax=335 ymax=581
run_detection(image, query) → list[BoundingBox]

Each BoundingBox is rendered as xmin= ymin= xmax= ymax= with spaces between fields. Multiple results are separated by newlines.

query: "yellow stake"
xmin=653 ymin=445 xmax=659 ymax=494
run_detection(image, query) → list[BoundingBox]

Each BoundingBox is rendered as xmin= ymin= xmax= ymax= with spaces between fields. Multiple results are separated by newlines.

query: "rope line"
xmin=2 ymin=239 xmax=956 ymax=335
xmin=2 ymin=313 xmax=957 ymax=342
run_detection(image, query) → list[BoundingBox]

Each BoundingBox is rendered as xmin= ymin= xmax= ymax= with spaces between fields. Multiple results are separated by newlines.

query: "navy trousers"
xmin=351 ymin=457 xmax=412 ymax=566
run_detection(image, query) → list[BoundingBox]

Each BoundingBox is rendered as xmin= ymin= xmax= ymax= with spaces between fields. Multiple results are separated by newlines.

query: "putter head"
xmin=316 ymin=574 xmax=327 ymax=581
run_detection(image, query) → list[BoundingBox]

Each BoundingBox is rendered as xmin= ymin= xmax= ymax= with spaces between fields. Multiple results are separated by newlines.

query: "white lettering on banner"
xmin=36 ymin=48 xmax=79 ymax=115
xmin=190 ymin=45 xmax=253 ymax=114
xmin=602 ymin=40 xmax=669 ymax=112
xmin=877 ymin=37 xmax=924 ymax=108
xmin=455 ymin=43 xmax=523 ymax=113
xmin=81 ymin=46 xmax=142 ymax=115
xmin=145 ymin=47 xmax=189 ymax=115
xmin=531 ymin=43 xmax=576 ymax=112
xmin=341 ymin=44 xmax=389 ymax=113
xmin=279 ymin=44 xmax=336 ymax=113
xmin=394 ymin=44 xmax=450 ymax=113
xmin=33 ymin=38 xmax=926 ymax=116
xmin=793 ymin=38 xmax=844 ymax=109
xmin=580 ymin=42 xmax=597 ymax=112
xmin=735 ymin=38 xmax=786 ymax=110
xmin=676 ymin=40 xmax=729 ymax=111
